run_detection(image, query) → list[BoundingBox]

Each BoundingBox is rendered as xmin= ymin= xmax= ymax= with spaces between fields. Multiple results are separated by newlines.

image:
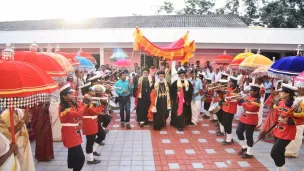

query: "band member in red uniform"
xmin=202 ymin=78 xmax=213 ymax=119
xmin=80 ymin=83 xmax=105 ymax=164
xmin=222 ymin=76 xmax=239 ymax=145
xmin=215 ymin=79 xmax=228 ymax=136
xmin=59 ymin=83 xmax=89 ymax=171
xmin=270 ymin=83 xmax=299 ymax=171
xmin=236 ymin=84 xmax=261 ymax=158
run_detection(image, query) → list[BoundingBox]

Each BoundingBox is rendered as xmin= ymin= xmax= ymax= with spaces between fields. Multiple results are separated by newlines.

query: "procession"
xmin=1 ymin=1 xmax=304 ymax=171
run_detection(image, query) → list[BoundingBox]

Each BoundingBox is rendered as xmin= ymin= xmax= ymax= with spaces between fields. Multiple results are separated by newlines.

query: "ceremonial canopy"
xmin=133 ymin=27 xmax=196 ymax=63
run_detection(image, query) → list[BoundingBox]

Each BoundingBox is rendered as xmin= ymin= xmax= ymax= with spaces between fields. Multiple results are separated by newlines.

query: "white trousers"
xmin=257 ymin=97 xmax=264 ymax=127
xmin=285 ymin=124 xmax=304 ymax=157
xmin=191 ymin=100 xmax=201 ymax=125
xmin=200 ymin=101 xmax=205 ymax=113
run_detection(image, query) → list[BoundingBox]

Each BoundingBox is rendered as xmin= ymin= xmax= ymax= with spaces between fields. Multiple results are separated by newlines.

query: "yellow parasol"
xmin=229 ymin=48 xmax=254 ymax=69
xmin=239 ymin=49 xmax=272 ymax=72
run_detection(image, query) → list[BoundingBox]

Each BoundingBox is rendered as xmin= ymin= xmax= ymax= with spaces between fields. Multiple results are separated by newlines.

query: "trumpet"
xmin=208 ymin=85 xmax=227 ymax=91
xmin=73 ymin=96 xmax=108 ymax=104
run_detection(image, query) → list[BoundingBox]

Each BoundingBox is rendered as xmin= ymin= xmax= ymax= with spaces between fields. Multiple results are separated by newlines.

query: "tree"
xmin=156 ymin=0 xmax=304 ymax=28
xmin=217 ymin=0 xmax=239 ymax=15
xmin=177 ymin=0 xmax=215 ymax=15
xmin=157 ymin=1 xmax=175 ymax=14
xmin=259 ymin=0 xmax=304 ymax=27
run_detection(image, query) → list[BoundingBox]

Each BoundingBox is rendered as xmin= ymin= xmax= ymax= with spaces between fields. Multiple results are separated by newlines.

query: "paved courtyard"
xmin=33 ymin=111 xmax=304 ymax=171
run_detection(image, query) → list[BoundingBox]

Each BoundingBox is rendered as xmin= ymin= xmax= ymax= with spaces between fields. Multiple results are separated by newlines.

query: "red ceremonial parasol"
xmin=14 ymin=42 xmax=66 ymax=78
xmin=55 ymin=45 xmax=80 ymax=66
xmin=73 ymin=48 xmax=97 ymax=65
xmin=113 ymin=59 xmax=132 ymax=68
xmin=0 ymin=44 xmax=59 ymax=144
xmin=214 ymin=51 xmax=234 ymax=65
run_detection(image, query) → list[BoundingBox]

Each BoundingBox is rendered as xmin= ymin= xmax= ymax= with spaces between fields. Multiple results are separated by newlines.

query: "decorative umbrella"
xmin=113 ymin=59 xmax=132 ymax=68
xmin=249 ymin=65 xmax=270 ymax=78
xmin=43 ymin=44 xmax=75 ymax=74
xmin=239 ymin=50 xmax=272 ymax=72
xmin=110 ymin=48 xmax=129 ymax=62
xmin=268 ymin=45 xmax=304 ymax=80
xmin=14 ymin=43 xmax=66 ymax=78
xmin=75 ymin=56 xmax=95 ymax=70
xmin=229 ymin=49 xmax=254 ymax=69
xmin=214 ymin=50 xmax=234 ymax=65
xmin=0 ymin=44 xmax=58 ymax=143
xmin=55 ymin=45 xmax=80 ymax=66
xmin=295 ymin=71 xmax=304 ymax=87
xmin=74 ymin=48 xmax=97 ymax=65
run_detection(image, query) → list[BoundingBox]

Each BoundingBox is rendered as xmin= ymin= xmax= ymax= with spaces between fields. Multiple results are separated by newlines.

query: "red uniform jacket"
xmin=222 ymin=87 xmax=239 ymax=114
xmin=239 ymin=96 xmax=260 ymax=125
xmin=273 ymin=101 xmax=296 ymax=141
xmin=204 ymin=90 xmax=213 ymax=103
xmin=82 ymin=104 xmax=104 ymax=135
xmin=60 ymin=103 xmax=87 ymax=148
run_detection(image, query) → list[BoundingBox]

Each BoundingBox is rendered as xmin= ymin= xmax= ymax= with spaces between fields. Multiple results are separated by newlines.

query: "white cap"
xmin=205 ymin=78 xmax=212 ymax=81
xmin=219 ymin=79 xmax=228 ymax=83
xmin=280 ymin=83 xmax=298 ymax=91
xmin=92 ymin=85 xmax=106 ymax=93
xmin=229 ymin=76 xmax=239 ymax=81
xmin=221 ymin=73 xmax=229 ymax=76
xmin=249 ymin=83 xmax=260 ymax=88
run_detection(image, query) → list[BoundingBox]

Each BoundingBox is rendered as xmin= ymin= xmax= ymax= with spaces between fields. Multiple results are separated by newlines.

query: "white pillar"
xmin=100 ymin=47 xmax=104 ymax=66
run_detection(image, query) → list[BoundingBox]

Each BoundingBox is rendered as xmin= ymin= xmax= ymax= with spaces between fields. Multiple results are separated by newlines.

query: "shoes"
xmin=87 ymin=159 xmax=101 ymax=165
xmin=139 ymin=122 xmax=145 ymax=127
xmin=222 ymin=139 xmax=233 ymax=145
xmin=126 ymin=123 xmax=131 ymax=129
xmin=189 ymin=122 xmax=196 ymax=125
xmin=216 ymin=132 xmax=225 ymax=136
xmin=242 ymin=153 xmax=253 ymax=159
xmin=238 ymin=148 xmax=247 ymax=155
xmin=93 ymin=152 xmax=101 ymax=156
xmin=177 ymin=128 xmax=183 ymax=132
xmin=210 ymin=119 xmax=218 ymax=123
xmin=121 ymin=123 xmax=125 ymax=128
xmin=202 ymin=115 xmax=210 ymax=119
xmin=99 ymin=142 xmax=105 ymax=146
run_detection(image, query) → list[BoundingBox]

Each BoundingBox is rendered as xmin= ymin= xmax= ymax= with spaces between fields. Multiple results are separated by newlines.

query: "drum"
xmin=208 ymin=102 xmax=221 ymax=113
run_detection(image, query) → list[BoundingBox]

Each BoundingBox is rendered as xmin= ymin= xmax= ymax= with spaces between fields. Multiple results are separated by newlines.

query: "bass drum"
xmin=208 ymin=102 xmax=221 ymax=114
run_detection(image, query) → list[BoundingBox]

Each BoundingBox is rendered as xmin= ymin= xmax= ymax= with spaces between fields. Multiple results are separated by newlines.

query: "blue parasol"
xmin=110 ymin=48 xmax=129 ymax=62
xmin=268 ymin=56 xmax=304 ymax=80
xmin=75 ymin=56 xmax=95 ymax=70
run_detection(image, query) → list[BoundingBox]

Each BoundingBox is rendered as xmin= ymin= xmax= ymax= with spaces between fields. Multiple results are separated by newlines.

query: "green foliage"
xmin=156 ymin=0 xmax=304 ymax=28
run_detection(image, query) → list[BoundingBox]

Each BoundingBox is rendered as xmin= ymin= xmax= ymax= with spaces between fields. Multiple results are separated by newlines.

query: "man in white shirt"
xmin=177 ymin=62 xmax=185 ymax=71
xmin=264 ymin=78 xmax=272 ymax=101
xmin=214 ymin=68 xmax=221 ymax=82
xmin=207 ymin=68 xmax=215 ymax=82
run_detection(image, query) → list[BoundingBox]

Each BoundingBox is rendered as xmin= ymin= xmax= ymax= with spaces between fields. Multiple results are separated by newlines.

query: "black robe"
xmin=153 ymin=82 xmax=170 ymax=130
xmin=136 ymin=77 xmax=153 ymax=122
xmin=170 ymin=80 xmax=193 ymax=128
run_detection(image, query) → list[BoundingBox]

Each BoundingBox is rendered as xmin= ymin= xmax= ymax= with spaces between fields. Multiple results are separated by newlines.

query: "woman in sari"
xmin=259 ymin=82 xmax=281 ymax=143
xmin=30 ymin=103 xmax=54 ymax=161
xmin=165 ymin=63 xmax=171 ymax=85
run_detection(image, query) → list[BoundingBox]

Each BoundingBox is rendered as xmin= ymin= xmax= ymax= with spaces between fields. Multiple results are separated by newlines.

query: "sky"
xmin=0 ymin=0 xmax=227 ymax=21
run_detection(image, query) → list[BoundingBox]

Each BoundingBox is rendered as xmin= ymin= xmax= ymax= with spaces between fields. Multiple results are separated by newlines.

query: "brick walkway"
xmin=33 ymin=110 xmax=304 ymax=171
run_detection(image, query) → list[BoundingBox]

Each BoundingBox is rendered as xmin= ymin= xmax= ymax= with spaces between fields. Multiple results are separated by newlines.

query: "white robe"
xmin=49 ymin=90 xmax=62 ymax=141
xmin=0 ymin=133 xmax=20 ymax=171
xmin=0 ymin=109 xmax=35 ymax=171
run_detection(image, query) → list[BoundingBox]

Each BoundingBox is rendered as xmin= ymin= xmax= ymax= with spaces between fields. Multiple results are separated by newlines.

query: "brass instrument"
xmin=208 ymin=85 xmax=228 ymax=91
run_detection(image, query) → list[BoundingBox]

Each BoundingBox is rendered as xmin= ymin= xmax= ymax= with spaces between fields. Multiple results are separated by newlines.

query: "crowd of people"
xmin=0 ymin=60 xmax=303 ymax=171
